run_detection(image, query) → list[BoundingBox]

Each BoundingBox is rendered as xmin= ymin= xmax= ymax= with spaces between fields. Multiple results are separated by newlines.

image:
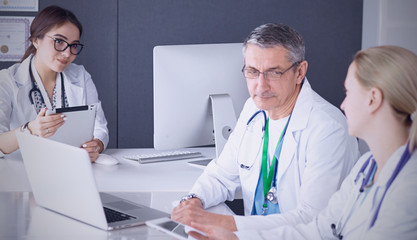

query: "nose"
xmin=62 ymin=46 xmax=71 ymax=57
xmin=340 ymin=98 xmax=345 ymax=111
xmin=256 ymin=73 xmax=269 ymax=90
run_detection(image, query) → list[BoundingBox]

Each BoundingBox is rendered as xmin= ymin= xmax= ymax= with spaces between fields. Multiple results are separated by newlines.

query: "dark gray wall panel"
xmin=2 ymin=0 xmax=362 ymax=148
xmin=118 ymin=0 xmax=363 ymax=148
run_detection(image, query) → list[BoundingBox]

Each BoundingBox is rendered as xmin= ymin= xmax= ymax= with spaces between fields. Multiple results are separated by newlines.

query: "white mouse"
xmin=95 ymin=154 xmax=119 ymax=166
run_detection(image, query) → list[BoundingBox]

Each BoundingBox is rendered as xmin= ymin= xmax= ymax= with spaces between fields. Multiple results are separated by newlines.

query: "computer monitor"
xmin=153 ymin=43 xmax=250 ymax=157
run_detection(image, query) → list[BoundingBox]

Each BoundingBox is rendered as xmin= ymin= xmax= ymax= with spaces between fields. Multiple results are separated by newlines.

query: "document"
xmin=0 ymin=0 xmax=38 ymax=12
xmin=0 ymin=16 xmax=33 ymax=62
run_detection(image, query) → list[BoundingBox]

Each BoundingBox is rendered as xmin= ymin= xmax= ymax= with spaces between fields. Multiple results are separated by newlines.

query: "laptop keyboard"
xmin=103 ymin=207 xmax=136 ymax=223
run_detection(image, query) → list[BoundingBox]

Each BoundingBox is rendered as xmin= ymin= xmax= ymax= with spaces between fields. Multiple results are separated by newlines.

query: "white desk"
xmin=0 ymin=147 xmax=219 ymax=239
xmin=0 ymin=192 xmax=169 ymax=240
xmin=0 ymin=148 xmax=215 ymax=212
xmin=0 ymin=147 xmax=215 ymax=192
xmin=95 ymin=148 xmax=213 ymax=192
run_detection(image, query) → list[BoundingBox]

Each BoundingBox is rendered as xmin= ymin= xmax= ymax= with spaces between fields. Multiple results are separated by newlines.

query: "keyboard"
xmin=103 ymin=207 xmax=135 ymax=223
xmin=123 ymin=150 xmax=203 ymax=164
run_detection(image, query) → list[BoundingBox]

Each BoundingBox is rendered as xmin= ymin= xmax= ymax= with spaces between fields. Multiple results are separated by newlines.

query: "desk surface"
xmin=0 ymin=147 xmax=217 ymax=239
xmin=0 ymin=192 xmax=172 ymax=240
xmin=0 ymin=191 xmax=233 ymax=240
xmin=0 ymin=147 xmax=215 ymax=192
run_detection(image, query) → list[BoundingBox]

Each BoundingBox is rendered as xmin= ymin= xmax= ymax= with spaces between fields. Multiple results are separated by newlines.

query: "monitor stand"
xmin=209 ymin=94 xmax=237 ymax=158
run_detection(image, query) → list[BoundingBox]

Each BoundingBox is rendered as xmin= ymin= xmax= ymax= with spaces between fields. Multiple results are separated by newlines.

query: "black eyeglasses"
xmin=47 ymin=36 xmax=84 ymax=55
xmin=242 ymin=61 xmax=300 ymax=81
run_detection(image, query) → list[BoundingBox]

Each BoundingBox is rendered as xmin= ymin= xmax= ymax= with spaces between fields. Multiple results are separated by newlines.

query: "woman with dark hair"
xmin=0 ymin=5 xmax=108 ymax=162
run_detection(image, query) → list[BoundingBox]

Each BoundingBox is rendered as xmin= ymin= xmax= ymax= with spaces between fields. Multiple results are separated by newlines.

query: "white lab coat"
xmin=190 ymin=79 xmax=360 ymax=230
xmin=0 ymin=56 xmax=109 ymax=153
xmin=235 ymin=145 xmax=417 ymax=240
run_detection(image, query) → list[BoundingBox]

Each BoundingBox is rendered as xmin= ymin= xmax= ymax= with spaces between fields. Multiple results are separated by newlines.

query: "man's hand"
xmin=188 ymin=221 xmax=239 ymax=240
xmin=171 ymin=198 xmax=237 ymax=231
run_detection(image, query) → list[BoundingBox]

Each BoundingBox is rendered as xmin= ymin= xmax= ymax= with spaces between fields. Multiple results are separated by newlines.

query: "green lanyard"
xmin=262 ymin=117 xmax=290 ymax=210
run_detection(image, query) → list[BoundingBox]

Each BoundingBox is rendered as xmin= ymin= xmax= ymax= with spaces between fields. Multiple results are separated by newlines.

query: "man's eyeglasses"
xmin=47 ymin=36 xmax=84 ymax=55
xmin=242 ymin=61 xmax=300 ymax=81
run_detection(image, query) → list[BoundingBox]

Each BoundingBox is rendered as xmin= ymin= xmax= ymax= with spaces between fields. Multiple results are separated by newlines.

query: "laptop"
xmin=16 ymin=131 xmax=169 ymax=231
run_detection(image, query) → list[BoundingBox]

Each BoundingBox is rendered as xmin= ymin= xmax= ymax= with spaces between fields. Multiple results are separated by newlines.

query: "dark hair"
xmin=243 ymin=23 xmax=305 ymax=63
xmin=21 ymin=5 xmax=83 ymax=62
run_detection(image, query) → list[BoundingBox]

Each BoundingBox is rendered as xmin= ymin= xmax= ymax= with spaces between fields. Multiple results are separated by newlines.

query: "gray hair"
xmin=243 ymin=23 xmax=305 ymax=63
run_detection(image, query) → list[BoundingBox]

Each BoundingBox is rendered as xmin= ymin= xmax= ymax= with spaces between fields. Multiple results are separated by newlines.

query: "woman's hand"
xmin=27 ymin=108 xmax=66 ymax=137
xmin=81 ymin=138 xmax=104 ymax=162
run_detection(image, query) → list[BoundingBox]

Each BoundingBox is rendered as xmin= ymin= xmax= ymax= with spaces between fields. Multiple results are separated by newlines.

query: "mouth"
xmin=255 ymin=93 xmax=275 ymax=99
xmin=57 ymin=59 xmax=68 ymax=65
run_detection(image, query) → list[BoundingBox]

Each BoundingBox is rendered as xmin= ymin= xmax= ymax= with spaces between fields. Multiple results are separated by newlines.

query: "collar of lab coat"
xmin=276 ymin=78 xmax=314 ymax=182
xmin=14 ymin=56 xmax=31 ymax=87
xmin=14 ymin=55 xmax=85 ymax=107
xmin=372 ymin=145 xmax=410 ymax=188
xmin=14 ymin=56 xmax=37 ymax=119
xmin=61 ymin=67 xmax=85 ymax=106
xmin=287 ymin=78 xmax=313 ymax=132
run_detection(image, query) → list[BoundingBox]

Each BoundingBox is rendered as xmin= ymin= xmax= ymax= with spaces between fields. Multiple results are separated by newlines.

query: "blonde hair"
xmin=354 ymin=46 xmax=417 ymax=152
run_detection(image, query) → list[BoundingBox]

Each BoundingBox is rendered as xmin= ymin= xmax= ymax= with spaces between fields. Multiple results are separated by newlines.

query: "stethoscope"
xmin=240 ymin=109 xmax=291 ymax=206
xmin=247 ymin=110 xmax=268 ymax=131
xmin=237 ymin=110 xmax=267 ymax=171
xmin=28 ymin=57 xmax=65 ymax=113
xmin=238 ymin=110 xmax=268 ymax=171
xmin=238 ymin=81 xmax=304 ymax=171
xmin=331 ymin=142 xmax=413 ymax=239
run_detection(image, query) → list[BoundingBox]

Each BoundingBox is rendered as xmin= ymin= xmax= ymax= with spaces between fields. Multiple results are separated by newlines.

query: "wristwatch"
xmin=20 ymin=122 xmax=31 ymax=134
xmin=180 ymin=193 xmax=204 ymax=206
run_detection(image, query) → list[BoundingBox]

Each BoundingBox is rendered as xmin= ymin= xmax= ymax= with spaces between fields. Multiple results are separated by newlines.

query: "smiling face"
xmin=244 ymin=44 xmax=305 ymax=119
xmin=32 ymin=21 xmax=80 ymax=75
xmin=340 ymin=62 xmax=371 ymax=138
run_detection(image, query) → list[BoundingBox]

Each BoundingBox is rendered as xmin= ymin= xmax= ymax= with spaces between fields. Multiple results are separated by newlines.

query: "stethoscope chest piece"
xmin=266 ymin=186 xmax=278 ymax=204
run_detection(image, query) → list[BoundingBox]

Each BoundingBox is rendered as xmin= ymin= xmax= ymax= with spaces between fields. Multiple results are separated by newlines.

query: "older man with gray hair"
xmin=171 ymin=23 xmax=359 ymax=232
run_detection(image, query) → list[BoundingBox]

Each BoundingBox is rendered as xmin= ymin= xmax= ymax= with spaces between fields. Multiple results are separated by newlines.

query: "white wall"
xmin=362 ymin=0 xmax=417 ymax=54
xmin=360 ymin=0 xmax=417 ymax=154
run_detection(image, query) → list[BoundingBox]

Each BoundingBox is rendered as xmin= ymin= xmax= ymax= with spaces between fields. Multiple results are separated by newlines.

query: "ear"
xmin=32 ymin=38 xmax=39 ymax=49
xmin=368 ymin=87 xmax=383 ymax=114
xmin=295 ymin=60 xmax=308 ymax=84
